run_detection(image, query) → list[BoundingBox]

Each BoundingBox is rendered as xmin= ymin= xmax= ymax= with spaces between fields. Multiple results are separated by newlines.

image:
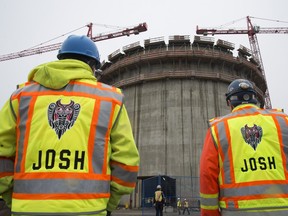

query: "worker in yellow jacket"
xmin=177 ymin=198 xmax=182 ymax=215
xmin=0 ymin=35 xmax=140 ymax=216
xmin=200 ymin=79 xmax=288 ymax=216
xmin=154 ymin=185 xmax=165 ymax=216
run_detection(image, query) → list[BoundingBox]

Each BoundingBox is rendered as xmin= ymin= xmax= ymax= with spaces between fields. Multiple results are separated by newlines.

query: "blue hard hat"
xmin=57 ymin=35 xmax=100 ymax=62
xmin=225 ymin=79 xmax=257 ymax=107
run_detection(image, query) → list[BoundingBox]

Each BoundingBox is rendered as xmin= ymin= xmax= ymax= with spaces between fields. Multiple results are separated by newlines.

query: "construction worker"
xmin=154 ymin=185 xmax=165 ymax=216
xmin=200 ymin=78 xmax=288 ymax=216
xmin=182 ymin=199 xmax=190 ymax=215
xmin=0 ymin=35 xmax=140 ymax=216
xmin=177 ymin=198 xmax=182 ymax=215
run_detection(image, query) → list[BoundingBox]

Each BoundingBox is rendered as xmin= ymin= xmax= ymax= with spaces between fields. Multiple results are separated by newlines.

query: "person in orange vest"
xmin=153 ymin=185 xmax=165 ymax=216
xmin=200 ymin=79 xmax=288 ymax=216
xmin=0 ymin=35 xmax=140 ymax=216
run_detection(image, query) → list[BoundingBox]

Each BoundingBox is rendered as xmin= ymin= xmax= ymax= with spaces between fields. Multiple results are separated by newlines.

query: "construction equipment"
xmin=0 ymin=22 xmax=148 ymax=62
xmin=196 ymin=16 xmax=288 ymax=109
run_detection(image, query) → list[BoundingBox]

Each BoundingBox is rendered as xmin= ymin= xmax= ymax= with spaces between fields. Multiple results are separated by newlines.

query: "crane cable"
xmin=28 ymin=23 xmax=128 ymax=50
xmin=215 ymin=17 xmax=246 ymax=29
xmin=214 ymin=16 xmax=288 ymax=30
xmin=27 ymin=25 xmax=88 ymax=50
xmin=249 ymin=16 xmax=288 ymax=24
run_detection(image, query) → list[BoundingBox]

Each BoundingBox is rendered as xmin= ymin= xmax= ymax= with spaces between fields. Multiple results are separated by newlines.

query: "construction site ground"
xmin=112 ymin=206 xmax=200 ymax=215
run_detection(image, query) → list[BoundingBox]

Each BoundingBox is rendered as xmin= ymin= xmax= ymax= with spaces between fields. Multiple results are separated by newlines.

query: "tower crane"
xmin=0 ymin=22 xmax=148 ymax=62
xmin=196 ymin=16 xmax=288 ymax=109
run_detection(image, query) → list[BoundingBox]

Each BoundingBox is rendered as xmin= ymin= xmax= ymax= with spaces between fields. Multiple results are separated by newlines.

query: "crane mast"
xmin=246 ymin=16 xmax=271 ymax=109
xmin=196 ymin=16 xmax=288 ymax=109
xmin=0 ymin=22 xmax=148 ymax=62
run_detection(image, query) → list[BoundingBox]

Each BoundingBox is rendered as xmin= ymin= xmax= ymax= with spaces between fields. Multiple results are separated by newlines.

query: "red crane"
xmin=196 ymin=16 xmax=288 ymax=109
xmin=0 ymin=22 xmax=148 ymax=62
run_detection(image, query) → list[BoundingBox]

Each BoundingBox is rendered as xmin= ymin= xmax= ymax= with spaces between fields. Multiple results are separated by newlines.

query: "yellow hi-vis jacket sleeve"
xmin=107 ymin=104 xmax=139 ymax=211
xmin=0 ymin=99 xmax=17 ymax=207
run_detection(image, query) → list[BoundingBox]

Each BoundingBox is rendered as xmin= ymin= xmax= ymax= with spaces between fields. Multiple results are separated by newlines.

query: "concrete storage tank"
xmin=99 ymin=35 xmax=267 ymax=207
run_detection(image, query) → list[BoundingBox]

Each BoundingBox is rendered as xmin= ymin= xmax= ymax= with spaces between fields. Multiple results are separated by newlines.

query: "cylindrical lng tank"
xmin=99 ymin=35 xmax=267 ymax=206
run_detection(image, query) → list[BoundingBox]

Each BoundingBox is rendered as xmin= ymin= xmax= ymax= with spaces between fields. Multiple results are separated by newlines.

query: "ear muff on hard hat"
xmin=225 ymin=79 xmax=258 ymax=107
xmin=57 ymin=35 xmax=101 ymax=68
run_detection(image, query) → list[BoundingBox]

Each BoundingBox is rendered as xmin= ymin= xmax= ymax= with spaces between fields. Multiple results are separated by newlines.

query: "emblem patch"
xmin=48 ymin=99 xmax=80 ymax=139
xmin=241 ymin=124 xmax=263 ymax=151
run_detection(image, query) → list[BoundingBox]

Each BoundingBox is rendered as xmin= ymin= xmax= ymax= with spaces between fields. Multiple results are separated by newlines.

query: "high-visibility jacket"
xmin=154 ymin=190 xmax=164 ymax=203
xmin=184 ymin=200 xmax=189 ymax=207
xmin=0 ymin=59 xmax=140 ymax=215
xmin=177 ymin=200 xmax=182 ymax=207
xmin=200 ymin=104 xmax=288 ymax=216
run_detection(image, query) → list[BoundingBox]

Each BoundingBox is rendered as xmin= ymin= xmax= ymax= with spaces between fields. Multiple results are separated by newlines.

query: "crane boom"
xmin=0 ymin=42 xmax=63 ymax=61
xmin=196 ymin=16 xmax=288 ymax=109
xmin=0 ymin=22 xmax=148 ymax=62
xmin=196 ymin=27 xmax=288 ymax=35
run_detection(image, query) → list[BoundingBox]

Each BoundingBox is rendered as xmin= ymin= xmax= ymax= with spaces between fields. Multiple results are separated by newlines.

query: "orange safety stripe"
xmin=12 ymin=90 xmax=122 ymax=105
xmin=68 ymin=80 xmax=121 ymax=95
xmin=214 ymin=126 xmax=225 ymax=183
xmin=273 ymin=115 xmax=286 ymax=178
xmin=110 ymin=161 xmax=139 ymax=172
xmin=14 ymin=172 xmax=110 ymax=180
xmin=17 ymin=81 xmax=33 ymax=89
xmin=274 ymin=115 xmax=288 ymax=180
xmin=285 ymin=117 xmax=288 ymax=179
xmin=0 ymin=172 xmax=14 ymax=178
xmin=111 ymin=176 xmax=137 ymax=188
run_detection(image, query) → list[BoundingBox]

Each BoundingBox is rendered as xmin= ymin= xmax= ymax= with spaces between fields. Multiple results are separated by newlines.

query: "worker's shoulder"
xmin=268 ymin=108 xmax=286 ymax=114
xmin=16 ymin=81 xmax=35 ymax=89
xmin=80 ymin=80 xmax=122 ymax=93
xmin=209 ymin=115 xmax=225 ymax=125
xmin=98 ymin=82 xmax=122 ymax=93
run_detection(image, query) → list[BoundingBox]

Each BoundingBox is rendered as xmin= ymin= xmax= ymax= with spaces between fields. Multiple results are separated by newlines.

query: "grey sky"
xmin=1 ymin=0 xmax=287 ymax=112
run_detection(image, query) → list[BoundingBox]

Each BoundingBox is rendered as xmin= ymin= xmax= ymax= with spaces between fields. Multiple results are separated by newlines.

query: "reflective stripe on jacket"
xmin=201 ymin=104 xmax=288 ymax=215
xmin=0 ymin=59 xmax=139 ymax=215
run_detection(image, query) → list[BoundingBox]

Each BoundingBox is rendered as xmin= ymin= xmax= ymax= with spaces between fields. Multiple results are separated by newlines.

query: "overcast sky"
xmin=1 ymin=0 xmax=287 ymax=112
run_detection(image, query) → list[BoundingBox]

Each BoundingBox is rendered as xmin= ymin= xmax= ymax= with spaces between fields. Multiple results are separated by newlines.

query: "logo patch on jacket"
xmin=48 ymin=99 xmax=80 ymax=139
xmin=241 ymin=124 xmax=263 ymax=150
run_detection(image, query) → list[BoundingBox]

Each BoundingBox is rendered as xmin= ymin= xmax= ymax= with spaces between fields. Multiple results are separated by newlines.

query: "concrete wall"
xmin=99 ymin=36 xmax=267 ymax=203
xmin=124 ymin=79 xmax=228 ymax=177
